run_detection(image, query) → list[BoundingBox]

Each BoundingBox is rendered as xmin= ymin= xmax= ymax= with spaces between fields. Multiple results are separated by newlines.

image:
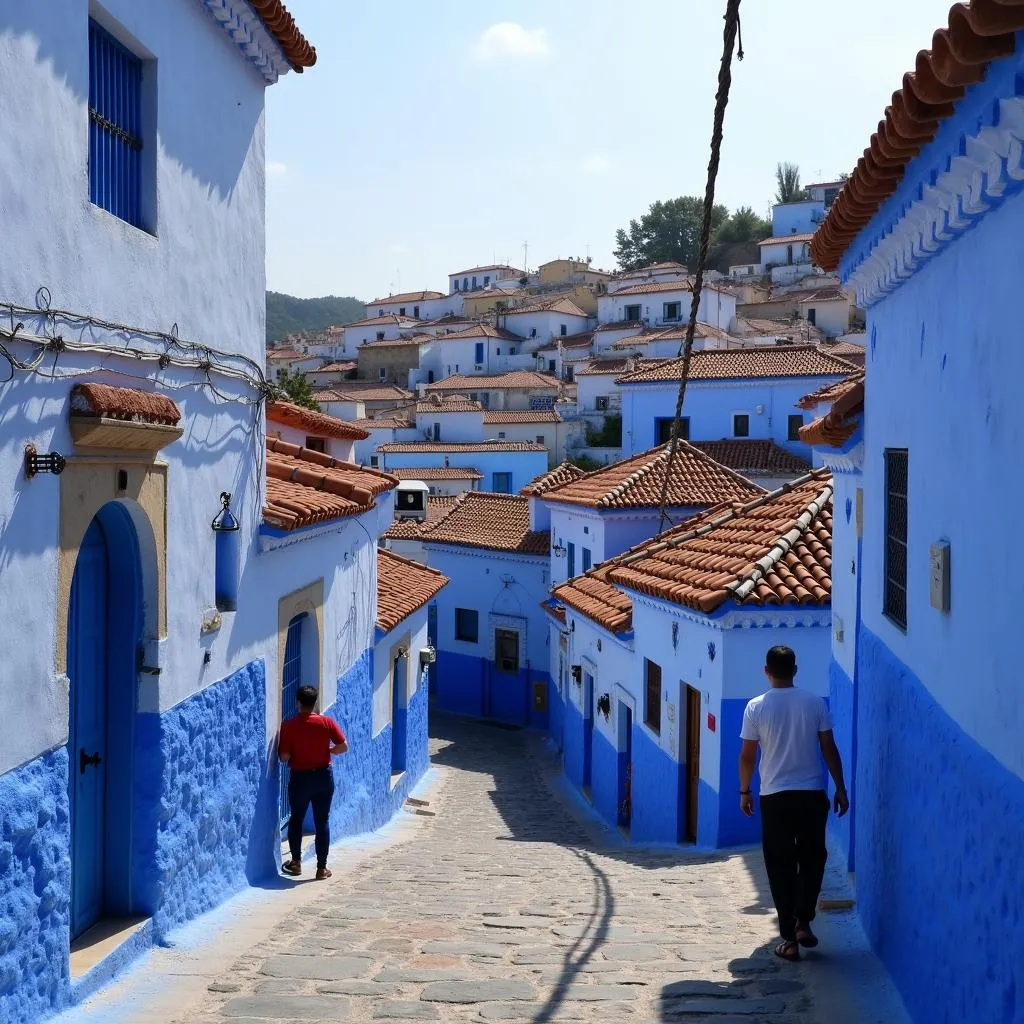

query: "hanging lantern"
xmin=212 ymin=491 xmax=240 ymax=612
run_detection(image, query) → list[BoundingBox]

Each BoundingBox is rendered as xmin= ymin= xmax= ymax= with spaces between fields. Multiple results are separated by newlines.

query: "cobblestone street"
xmin=62 ymin=714 xmax=906 ymax=1024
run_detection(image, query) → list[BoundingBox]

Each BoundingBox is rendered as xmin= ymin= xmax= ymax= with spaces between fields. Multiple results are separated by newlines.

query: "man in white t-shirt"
xmin=739 ymin=645 xmax=849 ymax=962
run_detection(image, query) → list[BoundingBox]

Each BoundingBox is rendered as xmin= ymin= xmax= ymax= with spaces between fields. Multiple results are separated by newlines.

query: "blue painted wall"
xmin=771 ymin=200 xmax=824 ymax=237
xmin=0 ymin=749 xmax=71 ymax=1024
xmin=562 ymin=697 xmax=586 ymax=789
xmin=134 ymin=659 xmax=271 ymax=936
xmin=630 ymin=725 xmax=681 ymax=844
xmin=827 ymin=658 xmax=855 ymax=866
xmin=589 ymin=726 xmax=620 ymax=829
xmin=856 ymin=628 xmax=1024 ymax=1024
xmin=380 ymin=449 xmax=548 ymax=495
xmin=620 ymin=376 xmax=843 ymax=459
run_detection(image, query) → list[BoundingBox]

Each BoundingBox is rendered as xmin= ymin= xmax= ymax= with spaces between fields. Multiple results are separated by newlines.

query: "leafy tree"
xmin=275 ymin=369 xmax=320 ymax=411
xmin=775 ymin=162 xmax=805 ymax=204
xmin=614 ymin=197 xmax=728 ymax=272
xmin=708 ymin=205 xmax=771 ymax=271
xmin=266 ymin=291 xmax=365 ymax=343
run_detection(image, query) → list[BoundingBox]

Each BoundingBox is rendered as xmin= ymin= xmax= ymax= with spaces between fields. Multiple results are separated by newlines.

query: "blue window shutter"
xmin=89 ymin=20 xmax=143 ymax=227
xmin=475 ymin=342 xmax=484 ymax=363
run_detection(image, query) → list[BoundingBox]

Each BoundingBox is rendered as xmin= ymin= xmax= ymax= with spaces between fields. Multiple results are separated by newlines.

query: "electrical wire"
xmin=655 ymin=0 xmax=744 ymax=535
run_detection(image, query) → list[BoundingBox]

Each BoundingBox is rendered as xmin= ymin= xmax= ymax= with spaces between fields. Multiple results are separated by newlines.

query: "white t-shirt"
xmin=740 ymin=687 xmax=832 ymax=796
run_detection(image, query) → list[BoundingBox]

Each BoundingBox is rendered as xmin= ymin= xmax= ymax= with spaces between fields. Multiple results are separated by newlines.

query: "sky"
xmin=265 ymin=1 xmax=943 ymax=301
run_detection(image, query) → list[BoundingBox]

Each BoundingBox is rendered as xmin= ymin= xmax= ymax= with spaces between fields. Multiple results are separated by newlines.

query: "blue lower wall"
xmin=828 ymin=659 xmax=855 ymax=867
xmin=857 ymin=627 xmax=1024 ymax=1024
xmin=0 ymin=748 xmax=71 ymax=1024
xmin=436 ymin=650 xmax=485 ymax=720
xmin=562 ymin=698 xmax=585 ymax=789
xmin=134 ymin=659 xmax=271 ymax=937
xmin=717 ymin=698 xmax=760 ymax=848
xmin=322 ymin=650 xmax=429 ymax=842
xmin=630 ymin=725 xmax=681 ymax=844
xmin=434 ymin=649 xmax=543 ymax=728
xmin=590 ymin=726 xmax=619 ymax=829
xmin=548 ymin=678 xmax=566 ymax=754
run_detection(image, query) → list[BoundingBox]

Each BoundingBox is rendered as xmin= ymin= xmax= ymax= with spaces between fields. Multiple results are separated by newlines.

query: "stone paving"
xmin=164 ymin=713 xmax=883 ymax=1024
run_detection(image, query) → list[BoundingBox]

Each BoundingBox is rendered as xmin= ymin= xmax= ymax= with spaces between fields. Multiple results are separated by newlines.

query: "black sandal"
xmin=795 ymin=922 xmax=819 ymax=948
xmin=774 ymin=939 xmax=800 ymax=962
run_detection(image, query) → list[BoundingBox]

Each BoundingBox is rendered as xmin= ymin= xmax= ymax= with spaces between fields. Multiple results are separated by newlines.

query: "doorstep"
xmin=70 ymin=915 xmax=152 ymax=1004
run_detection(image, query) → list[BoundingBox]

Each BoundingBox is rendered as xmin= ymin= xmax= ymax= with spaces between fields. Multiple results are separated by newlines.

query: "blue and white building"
xmin=805 ymin=4 xmax=1024 ymax=1019
xmin=544 ymin=473 xmax=832 ymax=847
xmin=376 ymin=441 xmax=549 ymax=495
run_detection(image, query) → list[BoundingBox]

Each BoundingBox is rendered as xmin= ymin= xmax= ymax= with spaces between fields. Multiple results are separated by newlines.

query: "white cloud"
xmin=581 ymin=155 xmax=611 ymax=175
xmin=472 ymin=23 xmax=551 ymax=61
xmin=267 ymin=161 xmax=288 ymax=177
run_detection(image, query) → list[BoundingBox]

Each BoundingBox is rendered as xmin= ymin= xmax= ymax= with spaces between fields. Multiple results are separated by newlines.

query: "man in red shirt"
xmin=278 ymin=685 xmax=348 ymax=880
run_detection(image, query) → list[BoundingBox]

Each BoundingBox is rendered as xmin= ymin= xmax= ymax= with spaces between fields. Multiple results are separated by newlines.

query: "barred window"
xmin=884 ymin=449 xmax=908 ymax=629
xmin=644 ymin=659 xmax=661 ymax=734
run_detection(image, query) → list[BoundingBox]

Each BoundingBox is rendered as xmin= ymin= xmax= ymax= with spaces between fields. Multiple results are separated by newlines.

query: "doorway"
xmin=67 ymin=502 xmax=142 ymax=939
xmin=582 ymin=671 xmax=594 ymax=795
xmin=617 ymin=701 xmax=633 ymax=831
xmin=684 ymin=685 xmax=701 ymax=843
xmin=427 ymin=604 xmax=438 ymax=696
xmin=279 ymin=612 xmax=307 ymax=828
xmin=391 ymin=649 xmax=408 ymax=775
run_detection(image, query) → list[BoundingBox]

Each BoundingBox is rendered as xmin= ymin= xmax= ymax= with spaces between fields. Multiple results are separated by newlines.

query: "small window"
xmin=432 ymin=422 xmax=441 ymax=441
xmin=455 ymin=608 xmax=479 ymax=643
xmin=807 ymin=307 xmax=817 ymax=326
xmin=472 ymin=276 xmax=478 ymax=288
xmin=624 ymin=304 xmax=641 ymax=321
xmin=644 ymin=659 xmax=662 ymax=734
xmin=596 ymin=396 xmax=609 ymax=411
xmin=89 ymin=20 xmax=147 ymax=228
xmin=536 ymin=435 xmax=545 ymax=445
xmin=454 ymin=281 xmax=460 ymax=292
xmin=484 ymin=275 xmax=491 ymax=285
xmin=370 ymin=455 xmax=379 ymax=467
xmin=475 ymin=342 xmax=484 ymax=363
xmin=884 ymin=449 xmax=909 ymax=630
xmin=663 ymin=301 xmax=681 ymax=321
xmin=733 ymin=413 xmax=750 ymax=437
xmin=788 ymin=414 xmax=803 ymax=441
xmin=463 ymin=277 xmax=469 ymax=290
xmin=567 ymin=542 xmax=576 ymax=578
xmin=492 ymin=472 xmax=512 ymax=493
xmin=413 ymin=305 xmax=420 ymax=318
xmin=379 ymin=367 xmax=387 ymax=381
xmin=498 ymin=431 xmax=506 ymax=439
xmin=530 ymin=328 xmax=538 ymax=338
xmin=399 ymin=307 xmax=406 ymax=316
xmin=582 ymin=548 xmax=592 ymax=572
xmin=495 ymin=628 xmax=519 ymax=673
xmin=548 ymin=359 xmax=556 ymax=373
xmin=656 ymin=416 xmax=689 ymax=443
xmin=560 ymin=324 xmax=567 ymax=336
xmin=378 ymin=311 xmax=385 ymax=317
xmin=305 ymin=436 xmax=326 ymax=453
xmin=496 ymin=347 xmax=501 ymax=356
xmin=510 ymin=347 xmax=517 ymax=355
xmin=376 ymin=331 xmax=385 ymax=341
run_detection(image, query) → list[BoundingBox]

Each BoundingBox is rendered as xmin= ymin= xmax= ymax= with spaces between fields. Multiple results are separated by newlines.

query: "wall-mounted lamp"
xmin=211 ymin=492 xmax=240 ymax=613
xmin=596 ymin=638 xmax=602 ymax=652
xmin=552 ymin=542 xmax=566 ymax=558
xmin=596 ymin=693 xmax=611 ymax=719
xmin=25 ymin=443 xmax=66 ymax=478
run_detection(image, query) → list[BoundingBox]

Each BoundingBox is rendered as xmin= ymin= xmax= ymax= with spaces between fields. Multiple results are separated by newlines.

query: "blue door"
xmin=68 ymin=518 xmax=109 ymax=938
xmin=391 ymin=652 xmax=407 ymax=774
xmin=618 ymin=703 xmax=633 ymax=828
xmin=582 ymin=672 xmax=594 ymax=791
xmin=427 ymin=604 xmax=438 ymax=696
xmin=280 ymin=613 xmax=305 ymax=828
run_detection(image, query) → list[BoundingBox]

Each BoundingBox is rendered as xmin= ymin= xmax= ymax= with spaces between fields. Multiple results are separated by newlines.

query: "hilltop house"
xmin=376 ymin=441 xmax=548 ymax=495
xmin=598 ymin=280 xmax=737 ymax=334
xmin=369 ymin=289 xmax=459 ymax=321
xmin=803 ymin=4 xmax=1024 ymax=1020
xmin=496 ymin=297 xmax=592 ymax=348
xmin=424 ymin=370 xmax=563 ymax=411
xmin=544 ymin=473 xmax=832 ymax=846
xmin=737 ymin=286 xmax=852 ymax=339
xmin=616 ymin=345 xmax=856 ymax=457
xmin=449 ymin=263 xmax=525 ymax=294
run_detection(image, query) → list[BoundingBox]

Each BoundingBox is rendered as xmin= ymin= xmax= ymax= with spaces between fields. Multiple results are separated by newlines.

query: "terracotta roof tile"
xmin=370 ymin=290 xmax=446 ymax=305
xmin=450 ymin=264 xmax=525 ymax=276
xmin=349 ymin=417 xmax=415 ymax=430
xmin=424 ymin=371 xmax=560 ymax=392
xmin=520 ymin=461 xmax=588 ymax=496
xmin=483 ymin=409 xmax=562 ymax=424
xmin=421 ymin=492 xmax=549 ymax=555
xmin=758 ymin=232 xmax=817 ymax=246
xmin=267 ymin=400 xmax=369 ymax=440
xmin=316 ymin=361 xmax=358 ymax=373
xmin=595 ymin=319 xmax=647 ymax=332
xmin=616 ymin=345 xmax=858 ymax=384
xmin=811 ymin=1 xmax=1024 ymax=271
xmin=382 ymin=495 xmax=462 ymax=540
xmin=690 ymin=440 xmax=811 ymax=477
xmin=70 ymin=383 xmax=181 ymax=425
xmin=797 ymin=371 xmax=866 ymax=410
xmin=575 ymin=357 xmax=642 ymax=376
xmin=378 ymin=441 xmax=546 ymax=454
xmin=249 ymin=0 xmax=316 ymax=71
xmin=733 ymin=317 xmax=826 ymax=342
xmin=358 ymin=333 xmax=433 ymax=349
xmin=316 ymin=385 xmax=415 ymax=402
xmin=502 ymin=297 xmax=589 ymax=318
xmin=263 ymin=438 xmax=397 ymax=531
xmin=607 ymin=280 xmax=695 ymax=297
xmin=341 ymin=314 xmax=421 ymax=329
xmin=431 ymin=325 xmax=520 ymax=342
xmin=376 ymin=549 xmax=448 ymax=633
xmin=388 ymin=466 xmax=483 ymax=481
xmin=535 ymin=330 xmax=595 ymax=351
xmin=552 ymin=567 xmax=634 ymax=635
xmin=617 ymin=261 xmax=687 ymax=275
xmin=610 ymin=323 xmax=733 ymax=349
xmin=605 ymin=470 xmax=833 ymax=614
xmin=542 ymin=442 xmax=763 ymax=511
xmin=416 ymin=395 xmax=484 ymax=413
xmin=799 ymin=374 xmax=865 ymax=449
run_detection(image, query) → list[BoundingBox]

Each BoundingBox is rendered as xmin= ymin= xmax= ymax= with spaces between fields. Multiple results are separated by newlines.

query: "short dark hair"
xmin=297 ymin=685 xmax=318 ymax=709
xmin=765 ymin=646 xmax=797 ymax=681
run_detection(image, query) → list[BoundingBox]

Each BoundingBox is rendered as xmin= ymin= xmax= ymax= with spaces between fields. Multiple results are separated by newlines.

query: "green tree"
xmin=613 ymin=197 xmax=728 ymax=272
xmin=775 ymin=162 xmax=805 ymax=204
xmin=708 ymin=205 xmax=772 ymax=271
xmin=276 ymin=369 xmax=320 ymax=411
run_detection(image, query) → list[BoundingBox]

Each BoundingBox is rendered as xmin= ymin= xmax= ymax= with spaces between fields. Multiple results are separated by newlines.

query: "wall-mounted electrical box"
xmin=930 ymin=541 xmax=951 ymax=612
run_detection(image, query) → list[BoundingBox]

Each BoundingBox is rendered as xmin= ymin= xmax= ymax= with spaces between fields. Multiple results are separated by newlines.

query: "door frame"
xmin=390 ymin=645 xmax=408 ymax=775
xmin=68 ymin=500 xmax=143 ymax=937
xmin=683 ymin=684 xmax=702 ymax=843
xmin=581 ymin=668 xmax=595 ymax=793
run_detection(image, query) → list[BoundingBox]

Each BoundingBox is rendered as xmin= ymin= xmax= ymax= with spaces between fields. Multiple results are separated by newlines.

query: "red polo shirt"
xmin=279 ymin=713 xmax=345 ymax=772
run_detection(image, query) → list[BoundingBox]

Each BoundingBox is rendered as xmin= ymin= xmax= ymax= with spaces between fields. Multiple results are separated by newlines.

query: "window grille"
xmin=89 ymin=20 xmax=143 ymax=226
xmin=884 ymin=448 xmax=908 ymax=629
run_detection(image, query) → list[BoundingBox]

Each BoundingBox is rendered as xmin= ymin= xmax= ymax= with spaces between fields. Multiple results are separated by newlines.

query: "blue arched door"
xmin=67 ymin=503 xmax=142 ymax=939
xmin=280 ymin=613 xmax=306 ymax=828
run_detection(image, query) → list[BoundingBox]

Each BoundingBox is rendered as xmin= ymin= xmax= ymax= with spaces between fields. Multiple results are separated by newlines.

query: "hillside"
xmin=266 ymin=291 xmax=365 ymax=343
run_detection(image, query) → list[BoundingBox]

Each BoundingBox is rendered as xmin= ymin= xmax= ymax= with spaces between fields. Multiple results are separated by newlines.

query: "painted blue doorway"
xmin=279 ymin=612 xmax=306 ymax=828
xmin=391 ymin=651 xmax=408 ymax=774
xmin=426 ymin=604 xmax=438 ymax=696
xmin=67 ymin=502 xmax=142 ymax=940
xmin=617 ymin=702 xmax=632 ymax=830
xmin=582 ymin=672 xmax=594 ymax=793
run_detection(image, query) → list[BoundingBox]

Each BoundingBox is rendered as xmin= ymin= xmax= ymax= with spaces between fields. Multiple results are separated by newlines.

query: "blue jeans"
xmin=287 ymin=767 xmax=334 ymax=869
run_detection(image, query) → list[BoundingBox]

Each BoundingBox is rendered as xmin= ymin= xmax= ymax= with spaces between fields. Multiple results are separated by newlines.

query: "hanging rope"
xmin=656 ymin=0 xmax=743 ymax=534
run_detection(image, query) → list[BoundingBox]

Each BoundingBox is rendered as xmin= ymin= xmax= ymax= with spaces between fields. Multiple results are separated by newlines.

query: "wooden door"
xmin=685 ymin=686 xmax=701 ymax=843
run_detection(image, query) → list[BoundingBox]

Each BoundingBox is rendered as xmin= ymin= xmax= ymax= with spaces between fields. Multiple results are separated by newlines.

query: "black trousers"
xmin=759 ymin=789 xmax=829 ymax=940
xmin=288 ymin=767 xmax=335 ymax=869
